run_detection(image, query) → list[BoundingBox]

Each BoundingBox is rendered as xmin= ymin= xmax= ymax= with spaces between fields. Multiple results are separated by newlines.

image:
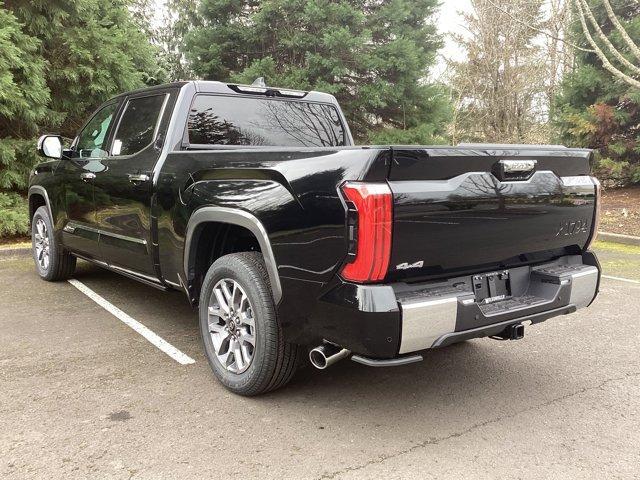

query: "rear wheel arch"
xmin=184 ymin=207 xmax=282 ymax=306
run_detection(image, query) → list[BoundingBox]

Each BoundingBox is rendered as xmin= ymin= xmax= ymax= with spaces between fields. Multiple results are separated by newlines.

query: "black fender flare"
xmin=27 ymin=185 xmax=53 ymax=222
xmin=183 ymin=206 xmax=282 ymax=304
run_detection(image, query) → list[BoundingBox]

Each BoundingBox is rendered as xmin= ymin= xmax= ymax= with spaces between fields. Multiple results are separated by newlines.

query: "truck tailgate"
xmin=386 ymin=146 xmax=597 ymax=281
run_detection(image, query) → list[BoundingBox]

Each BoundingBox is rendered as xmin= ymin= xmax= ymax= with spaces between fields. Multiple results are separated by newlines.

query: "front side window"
xmin=76 ymin=103 xmax=118 ymax=158
xmin=187 ymin=95 xmax=346 ymax=147
xmin=112 ymin=94 xmax=166 ymax=156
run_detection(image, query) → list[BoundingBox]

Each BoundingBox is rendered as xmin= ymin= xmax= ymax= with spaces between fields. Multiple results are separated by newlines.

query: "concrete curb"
xmin=598 ymin=232 xmax=640 ymax=247
xmin=0 ymin=246 xmax=31 ymax=257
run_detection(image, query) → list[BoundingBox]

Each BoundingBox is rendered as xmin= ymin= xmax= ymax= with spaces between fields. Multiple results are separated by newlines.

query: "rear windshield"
xmin=187 ymin=95 xmax=346 ymax=147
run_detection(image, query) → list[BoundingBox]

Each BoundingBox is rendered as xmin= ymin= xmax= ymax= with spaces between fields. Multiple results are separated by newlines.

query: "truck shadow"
xmin=72 ymin=259 xmax=577 ymax=429
xmin=72 ymin=260 xmax=197 ymax=328
xmin=270 ymin=339 xmax=578 ymax=438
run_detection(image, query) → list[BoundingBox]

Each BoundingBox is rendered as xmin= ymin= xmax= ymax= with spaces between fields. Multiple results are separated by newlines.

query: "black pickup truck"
xmin=29 ymin=80 xmax=601 ymax=395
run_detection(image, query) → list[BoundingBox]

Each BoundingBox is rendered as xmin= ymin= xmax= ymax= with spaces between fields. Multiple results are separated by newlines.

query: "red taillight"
xmin=340 ymin=182 xmax=393 ymax=283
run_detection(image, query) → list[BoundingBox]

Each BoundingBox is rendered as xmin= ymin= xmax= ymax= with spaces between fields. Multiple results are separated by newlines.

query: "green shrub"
xmin=0 ymin=192 xmax=29 ymax=237
xmin=593 ymin=157 xmax=634 ymax=187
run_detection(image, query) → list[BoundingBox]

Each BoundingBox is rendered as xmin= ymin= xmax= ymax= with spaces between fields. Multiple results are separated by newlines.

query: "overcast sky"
xmin=434 ymin=0 xmax=472 ymax=78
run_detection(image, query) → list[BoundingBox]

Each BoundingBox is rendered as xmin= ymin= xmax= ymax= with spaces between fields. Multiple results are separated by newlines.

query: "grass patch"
xmin=593 ymin=240 xmax=640 ymax=255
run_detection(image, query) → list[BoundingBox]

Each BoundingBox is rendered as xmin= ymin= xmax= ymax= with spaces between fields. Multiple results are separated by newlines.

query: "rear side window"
xmin=112 ymin=94 xmax=166 ymax=156
xmin=187 ymin=95 xmax=346 ymax=147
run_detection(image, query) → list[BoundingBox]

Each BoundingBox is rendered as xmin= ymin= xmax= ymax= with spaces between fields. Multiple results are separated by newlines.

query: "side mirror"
xmin=37 ymin=135 xmax=63 ymax=159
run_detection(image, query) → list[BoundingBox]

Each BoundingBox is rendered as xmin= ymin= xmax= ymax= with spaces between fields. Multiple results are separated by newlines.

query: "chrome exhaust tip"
xmin=309 ymin=343 xmax=351 ymax=370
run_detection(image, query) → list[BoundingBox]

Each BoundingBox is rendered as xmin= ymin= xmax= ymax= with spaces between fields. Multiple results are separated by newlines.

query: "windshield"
xmin=187 ymin=95 xmax=346 ymax=147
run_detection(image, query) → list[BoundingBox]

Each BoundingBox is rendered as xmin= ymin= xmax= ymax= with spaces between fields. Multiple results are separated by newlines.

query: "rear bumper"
xmin=311 ymin=252 xmax=600 ymax=359
xmin=430 ymin=304 xmax=576 ymax=348
xmin=397 ymin=254 xmax=599 ymax=353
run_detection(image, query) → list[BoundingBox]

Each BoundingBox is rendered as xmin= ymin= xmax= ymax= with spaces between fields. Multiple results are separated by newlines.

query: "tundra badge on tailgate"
xmin=556 ymin=219 xmax=589 ymax=237
xmin=494 ymin=159 xmax=538 ymax=181
xmin=499 ymin=159 xmax=537 ymax=173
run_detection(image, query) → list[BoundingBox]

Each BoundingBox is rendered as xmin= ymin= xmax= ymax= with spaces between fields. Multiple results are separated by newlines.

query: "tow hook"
xmin=491 ymin=323 xmax=525 ymax=341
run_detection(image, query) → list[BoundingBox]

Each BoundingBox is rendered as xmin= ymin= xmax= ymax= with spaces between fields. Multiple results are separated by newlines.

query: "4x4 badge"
xmin=396 ymin=260 xmax=424 ymax=270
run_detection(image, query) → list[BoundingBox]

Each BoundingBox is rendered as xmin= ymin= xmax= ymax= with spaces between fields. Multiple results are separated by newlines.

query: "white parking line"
xmin=68 ymin=279 xmax=196 ymax=365
xmin=602 ymin=274 xmax=640 ymax=285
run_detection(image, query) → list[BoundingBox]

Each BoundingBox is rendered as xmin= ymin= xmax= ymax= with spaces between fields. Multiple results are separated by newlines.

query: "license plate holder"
xmin=473 ymin=270 xmax=511 ymax=303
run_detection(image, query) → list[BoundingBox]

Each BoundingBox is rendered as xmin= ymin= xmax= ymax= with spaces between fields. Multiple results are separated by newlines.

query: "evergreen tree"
xmin=8 ymin=0 xmax=165 ymax=136
xmin=130 ymin=0 xmax=197 ymax=81
xmin=0 ymin=4 xmax=49 ymax=235
xmin=0 ymin=0 xmax=163 ymax=236
xmin=184 ymin=0 xmax=450 ymax=142
xmin=554 ymin=0 xmax=640 ymax=186
xmin=158 ymin=0 xmax=201 ymax=81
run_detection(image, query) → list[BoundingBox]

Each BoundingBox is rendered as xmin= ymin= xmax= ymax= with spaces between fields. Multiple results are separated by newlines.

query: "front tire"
xmin=199 ymin=252 xmax=301 ymax=396
xmin=32 ymin=206 xmax=76 ymax=281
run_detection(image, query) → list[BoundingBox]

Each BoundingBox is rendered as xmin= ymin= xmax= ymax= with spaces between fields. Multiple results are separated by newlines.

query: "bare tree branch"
xmin=580 ymin=0 xmax=640 ymax=76
xmin=602 ymin=0 xmax=640 ymax=62
xmin=574 ymin=0 xmax=640 ymax=88
xmin=543 ymin=0 xmax=575 ymax=109
xmin=484 ymin=0 xmax=594 ymax=53
xmin=447 ymin=0 xmax=549 ymax=143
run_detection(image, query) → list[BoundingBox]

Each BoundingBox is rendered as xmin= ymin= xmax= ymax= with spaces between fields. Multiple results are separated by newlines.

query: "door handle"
xmin=80 ymin=172 xmax=96 ymax=182
xmin=128 ymin=173 xmax=150 ymax=184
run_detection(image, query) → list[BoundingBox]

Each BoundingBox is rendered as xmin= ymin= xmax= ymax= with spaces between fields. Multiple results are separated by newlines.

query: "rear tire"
xmin=32 ymin=206 xmax=76 ymax=281
xmin=199 ymin=252 xmax=301 ymax=396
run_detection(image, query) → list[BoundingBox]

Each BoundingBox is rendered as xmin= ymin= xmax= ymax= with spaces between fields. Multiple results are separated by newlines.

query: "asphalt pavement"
xmin=1 ymin=244 xmax=639 ymax=479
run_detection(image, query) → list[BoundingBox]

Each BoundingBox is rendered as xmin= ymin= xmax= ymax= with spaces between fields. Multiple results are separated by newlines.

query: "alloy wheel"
xmin=34 ymin=218 xmax=50 ymax=271
xmin=207 ymin=278 xmax=256 ymax=374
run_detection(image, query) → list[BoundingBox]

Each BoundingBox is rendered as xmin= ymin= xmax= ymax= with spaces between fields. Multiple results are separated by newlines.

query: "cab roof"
xmin=111 ymin=80 xmax=338 ymax=105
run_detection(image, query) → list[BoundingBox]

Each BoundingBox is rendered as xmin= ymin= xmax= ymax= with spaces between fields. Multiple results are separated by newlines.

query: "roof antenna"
xmin=251 ymin=77 xmax=267 ymax=88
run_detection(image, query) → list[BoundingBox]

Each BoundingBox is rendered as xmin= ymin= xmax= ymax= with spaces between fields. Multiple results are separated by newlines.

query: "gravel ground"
xmin=1 ymin=245 xmax=639 ymax=480
xmin=600 ymin=186 xmax=640 ymax=237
